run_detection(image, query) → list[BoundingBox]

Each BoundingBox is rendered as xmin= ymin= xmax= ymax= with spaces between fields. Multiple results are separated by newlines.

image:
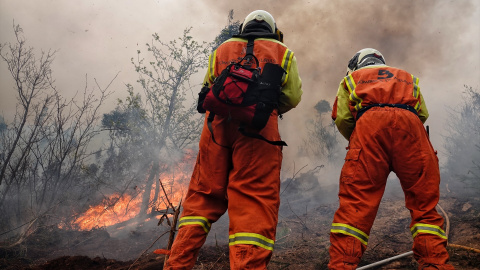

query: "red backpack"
xmin=197 ymin=39 xmax=286 ymax=146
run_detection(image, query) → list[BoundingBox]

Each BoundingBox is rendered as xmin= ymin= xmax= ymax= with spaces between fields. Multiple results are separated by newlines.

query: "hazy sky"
xmin=1 ymin=0 xmax=479 ymax=167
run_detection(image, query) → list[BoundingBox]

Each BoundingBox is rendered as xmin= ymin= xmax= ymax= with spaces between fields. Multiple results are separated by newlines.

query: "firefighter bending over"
xmin=164 ymin=10 xmax=302 ymax=270
xmin=329 ymin=48 xmax=454 ymax=270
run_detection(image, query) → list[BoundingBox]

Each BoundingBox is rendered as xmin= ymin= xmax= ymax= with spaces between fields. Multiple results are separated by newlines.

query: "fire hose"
xmin=356 ymin=251 xmax=414 ymax=270
xmin=355 ymin=203 xmax=480 ymax=270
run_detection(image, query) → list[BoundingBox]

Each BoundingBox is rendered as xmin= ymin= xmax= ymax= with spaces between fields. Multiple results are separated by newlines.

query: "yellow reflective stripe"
xmin=412 ymin=75 xmax=420 ymax=99
xmin=226 ymin=37 xmax=248 ymax=43
xmin=280 ymin=49 xmax=293 ymax=85
xmin=208 ymin=51 xmax=217 ymax=83
xmin=411 ymin=223 xmax=447 ymax=239
xmin=411 ymin=75 xmax=421 ymax=111
xmin=178 ymin=216 xmax=211 ymax=233
xmin=345 ymin=75 xmax=363 ymax=110
xmin=345 ymin=75 xmax=356 ymax=93
xmin=331 ymin=223 xmax=369 ymax=245
xmin=414 ymin=101 xmax=420 ymax=111
xmin=229 ymin=232 xmax=275 ymax=251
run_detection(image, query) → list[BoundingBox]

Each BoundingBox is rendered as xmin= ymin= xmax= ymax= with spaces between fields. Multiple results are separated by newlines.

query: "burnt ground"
xmin=1 ymin=189 xmax=479 ymax=270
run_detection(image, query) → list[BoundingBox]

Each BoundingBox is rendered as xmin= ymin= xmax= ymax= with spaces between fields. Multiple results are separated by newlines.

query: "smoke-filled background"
xmin=1 ymin=0 xmax=479 ymax=165
xmin=0 ymin=0 xmax=479 ymax=263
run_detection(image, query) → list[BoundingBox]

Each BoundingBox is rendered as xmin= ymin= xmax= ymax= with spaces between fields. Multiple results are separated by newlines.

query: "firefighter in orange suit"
xmin=328 ymin=48 xmax=454 ymax=269
xmin=164 ymin=10 xmax=302 ymax=270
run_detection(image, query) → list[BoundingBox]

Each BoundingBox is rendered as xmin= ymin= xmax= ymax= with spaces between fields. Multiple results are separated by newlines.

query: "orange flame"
xmin=73 ymin=193 xmax=142 ymax=230
xmin=71 ymin=150 xmax=196 ymax=231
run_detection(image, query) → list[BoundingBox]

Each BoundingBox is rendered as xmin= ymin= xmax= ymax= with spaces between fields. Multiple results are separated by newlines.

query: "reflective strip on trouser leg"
xmin=411 ymin=223 xmax=447 ymax=239
xmin=178 ymin=216 xmax=211 ymax=233
xmin=229 ymin=232 xmax=275 ymax=251
xmin=331 ymin=223 xmax=369 ymax=246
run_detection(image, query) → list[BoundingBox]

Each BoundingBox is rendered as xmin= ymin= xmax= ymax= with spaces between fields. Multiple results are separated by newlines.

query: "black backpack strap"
xmin=244 ymin=38 xmax=255 ymax=67
xmin=238 ymin=124 xmax=287 ymax=146
xmin=240 ymin=39 xmax=286 ymax=146
xmin=246 ymin=38 xmax=255 ymax=55
xmin=207 ymin=113 xmax=230 ymax=148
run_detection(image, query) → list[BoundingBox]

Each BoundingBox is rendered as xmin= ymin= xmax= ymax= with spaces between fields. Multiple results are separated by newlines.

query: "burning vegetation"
xmin=70 ymin=155 xmax=192 ymax=232
xmin=1 ymin=2 xmax=479 ymax=269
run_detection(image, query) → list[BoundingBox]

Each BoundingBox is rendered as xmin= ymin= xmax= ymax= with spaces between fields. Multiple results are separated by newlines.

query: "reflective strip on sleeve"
xmin=229 ymin=232 xmax=275 ymax=251
xmin=280 ymin=49 xmax=293 ymax=85
xmin=345 ymin=75 xmax=363 ymax=110
xmin=411 ymin=223 xmax=447 ymax=239
xmin=412 ymin=75 xmax=420 ymax=99
xmin=178 ymin=216 xmax=211 ymax=233
xmin=331 ymin=223 xmax=369 ymax=245
xmin=208 ymin=51 xmax=217 ymax=83
xmin=411 ymin=75 xmax=421 ymax=111
xmin=414 ymin=100 xmax=420 ymax=111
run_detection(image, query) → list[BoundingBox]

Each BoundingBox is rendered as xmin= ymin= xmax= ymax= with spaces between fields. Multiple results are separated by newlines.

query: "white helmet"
xmin=347 ymin=48 xmax=386 ymax=74
xmin=241 ymin=10 xmax=276 ymax=34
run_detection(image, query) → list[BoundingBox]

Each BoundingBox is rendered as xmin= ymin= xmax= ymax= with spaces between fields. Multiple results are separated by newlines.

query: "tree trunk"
xmin=140 ymin=162 xmax=159 ymax=217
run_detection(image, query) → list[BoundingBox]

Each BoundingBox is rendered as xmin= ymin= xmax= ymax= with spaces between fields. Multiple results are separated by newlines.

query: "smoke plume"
xmin=201 ymin=1 xmax=479 ymax=178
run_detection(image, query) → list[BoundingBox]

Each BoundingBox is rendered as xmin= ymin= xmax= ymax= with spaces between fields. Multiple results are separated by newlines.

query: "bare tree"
xmin=0 ymin=24 xmax=114 ymax=237
xmin=443 ymin=85 xmax=480 ymax=192
xmin=101 ymin=27 xmax=209 ymax=218
xmin=0 ymin=24 xmax=56 ymax=187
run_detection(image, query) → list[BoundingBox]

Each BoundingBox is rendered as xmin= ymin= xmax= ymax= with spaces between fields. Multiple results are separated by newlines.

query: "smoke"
xmin=199 ymin=1 xmax=480 ymax=187
xmin=1 ymin=0 xmax=478 ymax=157
xmin=0 ymin=0 xmax=478 ymax=258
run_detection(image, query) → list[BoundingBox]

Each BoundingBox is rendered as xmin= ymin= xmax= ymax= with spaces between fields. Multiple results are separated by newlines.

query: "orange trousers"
xmin=164 ymin=111 xmax=283 ymax=270
xmin=328 ymin=107 xmax=454 ymax=270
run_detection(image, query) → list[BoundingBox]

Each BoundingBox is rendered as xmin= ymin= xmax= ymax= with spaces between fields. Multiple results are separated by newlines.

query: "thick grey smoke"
xmin=1 ymin=0 xmax=477 ymax=208
xmin=1 ymin=0 xmax=478 ymax=161
xmin=202 ymin=1 xmax=480 ymax=177
xmin=0 ymin=0 xmax=478 ymax=260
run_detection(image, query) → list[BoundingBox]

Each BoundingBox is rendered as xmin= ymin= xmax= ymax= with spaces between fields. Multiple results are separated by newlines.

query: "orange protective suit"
xmin=329 ymin=66 xmax=454 ymax=269
xmin=164 ymin=34 xmax=302 ymax=270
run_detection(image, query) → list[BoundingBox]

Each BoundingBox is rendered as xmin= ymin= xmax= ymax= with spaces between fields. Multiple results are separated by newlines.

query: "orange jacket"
xmin=332 ymin=65 xmax=429 ymax=140
xmin=204 ymin=37 xmax=302 ymax=114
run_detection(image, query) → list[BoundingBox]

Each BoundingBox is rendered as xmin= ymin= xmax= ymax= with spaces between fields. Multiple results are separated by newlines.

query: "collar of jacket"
xmin=233 ymin=32 xmax=279 ymax=41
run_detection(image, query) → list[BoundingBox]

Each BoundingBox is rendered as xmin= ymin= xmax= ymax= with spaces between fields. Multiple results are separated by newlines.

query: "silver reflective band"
xmin=282 ymin=50 xmax=292 ymax=71
xmin=229 ymin=232 xmax=275 ymax=251
xmin=345 ymin=75 xmax=363 ymax=110
xmin=281 ymin=49 xmax=293 ymax=85
xmin=412 ymin=75 xmax=420 ymax=99
xmin=411 ymin=223 xmax=447 ymax=239
xmin=178 ymin=216 xmax=211 ymax=233
xmin=331 ymin=223 xmax=369 ymax=245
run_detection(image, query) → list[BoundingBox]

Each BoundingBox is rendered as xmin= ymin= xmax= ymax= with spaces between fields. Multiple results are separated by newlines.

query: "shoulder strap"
xmin=244 ymin=38 xmax=255 ymax=67
xmin=246 ymin=38 xmax=255 ymax=55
